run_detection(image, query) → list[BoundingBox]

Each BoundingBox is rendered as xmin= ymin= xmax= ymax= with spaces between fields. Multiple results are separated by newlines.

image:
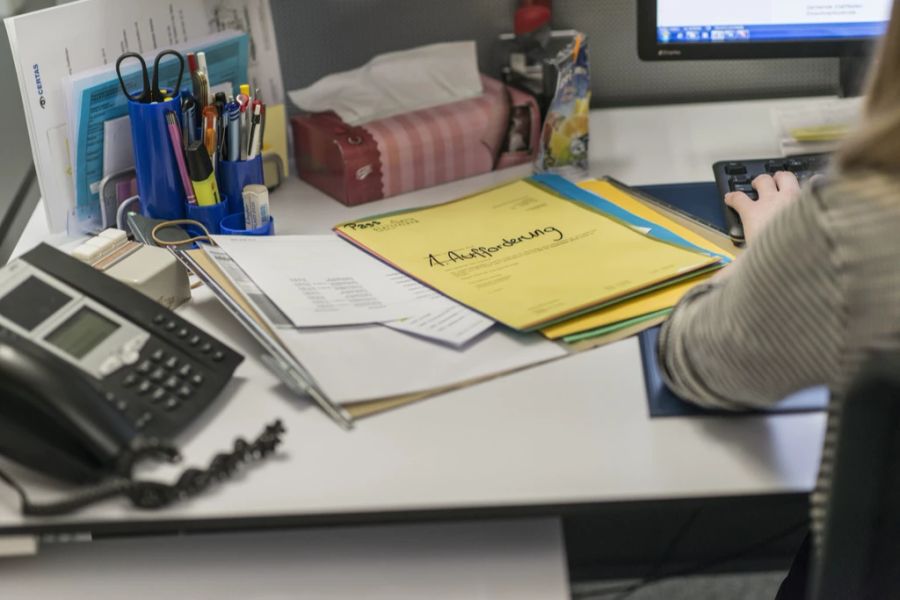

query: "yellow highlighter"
xmin=186 ymin=141 xmax=221 ymax=206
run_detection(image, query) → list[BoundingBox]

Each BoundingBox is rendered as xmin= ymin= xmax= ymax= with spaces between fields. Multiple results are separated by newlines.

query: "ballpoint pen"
xmin=226 ymin=101 xmax=241 ymax=161
xmin=165 ymin=111 xmax=196 ymax=204
xmin=247 ymin=103 xmax=263 ymax=159
xmin=236 ymin=93 xmax=250 ymax=160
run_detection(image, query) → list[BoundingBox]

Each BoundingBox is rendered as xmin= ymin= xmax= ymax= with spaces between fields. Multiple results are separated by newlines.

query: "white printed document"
xmin=212 ymin=235 xmax=493 ymax=342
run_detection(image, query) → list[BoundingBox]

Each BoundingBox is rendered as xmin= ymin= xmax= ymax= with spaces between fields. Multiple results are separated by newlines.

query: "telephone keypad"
xmin=106 ymin=310 xmax=230 ymax=431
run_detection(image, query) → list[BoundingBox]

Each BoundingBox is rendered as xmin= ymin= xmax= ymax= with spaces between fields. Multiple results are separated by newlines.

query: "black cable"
xmin=574 ymin=519 xmax=809 ymax=600
xmin=0 ymin=420 xmax=285 ymax=516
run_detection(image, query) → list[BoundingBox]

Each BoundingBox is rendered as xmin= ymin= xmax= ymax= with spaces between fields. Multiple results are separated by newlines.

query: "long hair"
xmin=838 ymin=1 xmax=900 ymax=172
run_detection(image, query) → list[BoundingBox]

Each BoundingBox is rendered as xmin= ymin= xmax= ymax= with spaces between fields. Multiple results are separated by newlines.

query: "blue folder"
xmin=632 ymin=182 xmax=829 ymax=417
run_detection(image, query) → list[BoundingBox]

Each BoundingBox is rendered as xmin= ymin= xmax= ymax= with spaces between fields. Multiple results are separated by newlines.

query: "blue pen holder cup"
xmin=220 ymin=213 xmax=274 ymax=236
xmin=218 ymin=155 xmax=264 ymax=216
xmin=186 ymin=201 xmax=229 ymax=236
xmin=127 ymin=92 xmax=186 ymax=221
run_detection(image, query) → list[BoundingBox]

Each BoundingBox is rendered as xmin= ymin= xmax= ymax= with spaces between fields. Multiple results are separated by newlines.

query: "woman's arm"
xmin=658 ymin=179 xmax=844 ymax=410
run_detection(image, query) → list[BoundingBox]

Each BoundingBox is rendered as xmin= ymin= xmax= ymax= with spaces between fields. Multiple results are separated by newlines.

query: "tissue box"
xmin=291 ymin=76 xmax=540 ymax=206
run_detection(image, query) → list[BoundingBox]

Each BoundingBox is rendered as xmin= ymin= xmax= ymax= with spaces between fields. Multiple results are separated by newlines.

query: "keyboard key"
xmin=164 ymin=376 xmax=179 ymax=390
xmin=177 ymin=364 xmax=193 ymax=378
xmin=733 ymin=183 xmax=755 ymax=194
xmin=724 ymin=162 xmax=746 ymax=175
xmin=122 ymin=372 xmax=139 ymax=387
xmin=177 ymin=384 xmax=193 ymax=399
xmin=163 ymin=397 xmax=180 ymax=412
xmin=137 ymin=380 xmax=153 ymax=394
xmin=212 ymin=350 xmax=225 ymax=362
xmin=150 ymin=387 xmax=166 ymax=403
xmin=190 ymin=373 xmax=204 ymax=386
xmin=164 ymin=356 xmax=178 ymax=370
xmin=786 ymin=159 xmax=805 ymax=172
xmin=188 ymin=334 xmax=201 ymax=346
xmin=149 ymin=367 xmax=166 ymax=382
xmin=728 ymin=175 xmax=751 ymax=188
xmin=200 ymin=342 xmax=212 ymax=353
xmin=150 ymin=348 xmax=166 ymax=362
xmin=136 ymin=360 xmax=153 ymax=374
xmin=164 ymin=320 xmax=177 ymax=331
xmin=765 ymin=160 xmax=786 ymax=173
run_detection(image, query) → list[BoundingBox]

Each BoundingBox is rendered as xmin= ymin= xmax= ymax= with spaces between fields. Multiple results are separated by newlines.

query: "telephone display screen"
xmin=0 ymin=276 xmax=71 ymax=331
xmin=45 ymin=307 xmax=119 ymax=359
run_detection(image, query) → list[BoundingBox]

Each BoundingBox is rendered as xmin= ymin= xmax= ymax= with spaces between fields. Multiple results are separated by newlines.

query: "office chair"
xmin=807 ymin=348 xmax=900 ymax=599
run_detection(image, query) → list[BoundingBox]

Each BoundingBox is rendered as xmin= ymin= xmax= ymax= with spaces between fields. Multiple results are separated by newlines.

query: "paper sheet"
xmin=277 ymin=324 xmax=567 ymax=404
xmin=212 ymin=235 xmax=493 ymax=340
xmin=336 ymin=177 xmax=721 ymax=331
xmin=6 ymin=0 xmax=285 ymax=234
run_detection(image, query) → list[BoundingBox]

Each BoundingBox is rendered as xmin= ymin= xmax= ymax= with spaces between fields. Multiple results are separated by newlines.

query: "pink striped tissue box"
xmin=291 ymin=76 xmax=539 ymax=206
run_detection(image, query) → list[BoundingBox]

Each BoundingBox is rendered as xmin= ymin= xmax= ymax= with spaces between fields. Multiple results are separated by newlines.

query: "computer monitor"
xmin=638 ymin=0 xmax=892 ymax=95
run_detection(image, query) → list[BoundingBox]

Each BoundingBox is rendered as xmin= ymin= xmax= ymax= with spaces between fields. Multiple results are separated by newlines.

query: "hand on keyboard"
xmin=713 ymin=153 xmax=829 ymax=245
xmin=725 ymin=171 xmax=801 ymax=245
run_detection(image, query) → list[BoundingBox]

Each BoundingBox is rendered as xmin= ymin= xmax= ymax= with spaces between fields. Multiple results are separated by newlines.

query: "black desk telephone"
xmin=0 ymin=244 xmax=284 ymax=515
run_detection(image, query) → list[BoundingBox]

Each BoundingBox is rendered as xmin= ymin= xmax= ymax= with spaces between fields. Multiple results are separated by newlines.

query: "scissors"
xmin=115 ymin=49 xmax=185 ymax=103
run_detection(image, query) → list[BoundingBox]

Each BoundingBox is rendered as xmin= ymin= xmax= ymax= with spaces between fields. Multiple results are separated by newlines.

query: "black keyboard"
xmin=712 ymin=153 xmax=830 ymax=245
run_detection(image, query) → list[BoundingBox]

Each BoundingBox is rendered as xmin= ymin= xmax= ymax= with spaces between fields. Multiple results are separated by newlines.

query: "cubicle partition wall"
xmin=271 ymin=0 xmax=839 ymax=108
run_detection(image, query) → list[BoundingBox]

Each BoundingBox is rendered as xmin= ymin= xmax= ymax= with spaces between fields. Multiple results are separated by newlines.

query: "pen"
xmin=236 ymin=93 xmax=250 ymax=160
xmin=165 ymin=111 xmax=197 ymax=204
xmin=214 ymin=92 xmax=227 ymax=157
xmin=248 ymin=103 xmax=263 ymax=159
xmin=202 ymin=105 xmax=218 ymax=168
xmin=226 ymin=101 xmax=241 ymax=161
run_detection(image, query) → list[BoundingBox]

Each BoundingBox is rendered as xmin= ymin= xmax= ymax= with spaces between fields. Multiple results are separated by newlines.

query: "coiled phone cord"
xmin=0 ymin=420 xmax=285 ymax=516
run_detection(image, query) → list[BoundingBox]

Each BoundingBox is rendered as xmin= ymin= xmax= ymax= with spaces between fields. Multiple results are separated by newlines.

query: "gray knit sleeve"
xmin=658 ymin=186 xmax=844 ymax=410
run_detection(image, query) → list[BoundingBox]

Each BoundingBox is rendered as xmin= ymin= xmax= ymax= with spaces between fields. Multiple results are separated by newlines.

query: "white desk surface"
xmin=0 ymin=96 xmax=829 ymax=535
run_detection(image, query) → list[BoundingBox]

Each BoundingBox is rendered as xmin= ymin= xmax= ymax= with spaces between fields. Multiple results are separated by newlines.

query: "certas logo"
xmin=33 ymin=64 xmax=46 ymax=109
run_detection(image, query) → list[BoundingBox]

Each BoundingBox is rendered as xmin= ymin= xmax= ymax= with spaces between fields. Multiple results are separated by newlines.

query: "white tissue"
xmin=288 ymin=41 xmax=483 ymax=125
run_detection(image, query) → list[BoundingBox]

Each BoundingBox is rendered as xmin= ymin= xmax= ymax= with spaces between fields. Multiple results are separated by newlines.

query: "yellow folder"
xmin=335 ymin=178 xmax=720 ymax=331
xmin=540 ymin=180 xmax=736 ymax=339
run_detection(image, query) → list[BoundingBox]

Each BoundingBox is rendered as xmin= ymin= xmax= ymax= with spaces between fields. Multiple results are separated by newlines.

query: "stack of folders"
xmin=336 ymin=174 xmax=736 ymax=346
xmin=180 ymin=174 xmax=734 ymax=428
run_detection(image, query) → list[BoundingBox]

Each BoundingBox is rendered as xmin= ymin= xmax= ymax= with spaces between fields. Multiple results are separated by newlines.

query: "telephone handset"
xmin=0 ymin=244 xmax=284 ymax=515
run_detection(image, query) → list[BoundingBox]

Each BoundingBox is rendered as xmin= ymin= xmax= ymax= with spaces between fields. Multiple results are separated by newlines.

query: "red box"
xmin=291 ymin=76 xmax=539 ymax=206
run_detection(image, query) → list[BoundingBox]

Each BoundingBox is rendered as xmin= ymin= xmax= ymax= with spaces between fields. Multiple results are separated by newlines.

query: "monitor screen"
xmin=656 ymin=0 xmax=891 ymax=45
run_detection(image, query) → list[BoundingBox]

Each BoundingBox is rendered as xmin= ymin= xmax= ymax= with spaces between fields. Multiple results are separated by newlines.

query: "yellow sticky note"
xmin=336 ymin=179 xmax=719 ymax=331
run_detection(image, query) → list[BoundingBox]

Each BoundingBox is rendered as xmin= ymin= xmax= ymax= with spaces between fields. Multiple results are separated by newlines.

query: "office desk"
xmin=0 ymin=97 xmax=827 ymax=555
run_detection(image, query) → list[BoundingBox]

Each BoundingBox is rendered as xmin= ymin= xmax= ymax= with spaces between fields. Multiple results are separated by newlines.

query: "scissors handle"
xmin=151 ymin=50 xmax=185 ymax=103
xmin=115 ymin=52 xmax=151 ymax=103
